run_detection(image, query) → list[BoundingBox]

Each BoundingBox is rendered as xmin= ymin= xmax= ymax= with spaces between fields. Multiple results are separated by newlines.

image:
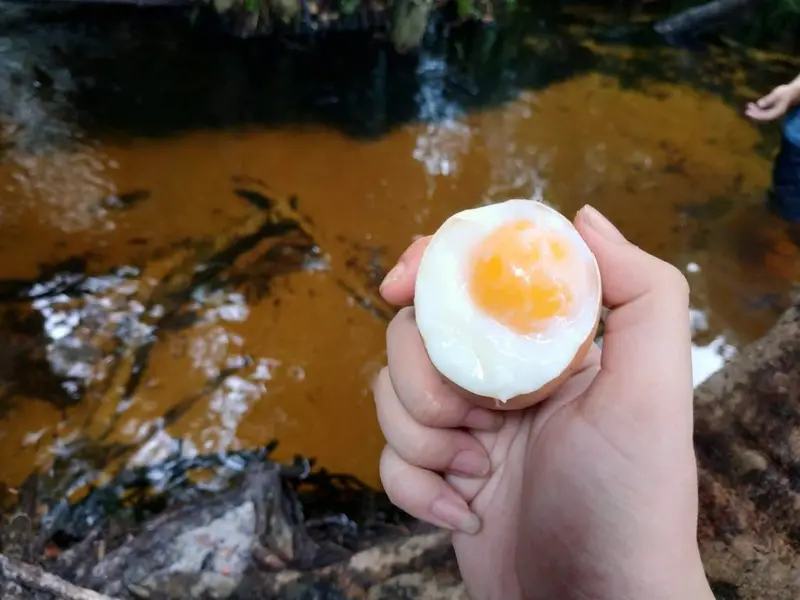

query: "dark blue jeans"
xmin=770 ymin=134 xmax=800 ymax=221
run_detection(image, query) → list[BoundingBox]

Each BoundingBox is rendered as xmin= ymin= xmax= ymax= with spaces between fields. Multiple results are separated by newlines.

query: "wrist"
xmin=787 ymin=78 xmax=800 ymax=104
xmin=516 ymin=551 xmax=715 ymax=600
xmin=609 ymin=547 xmax=714 ymax=600
xmin=668 ymin=549 xmax=714 ymax=600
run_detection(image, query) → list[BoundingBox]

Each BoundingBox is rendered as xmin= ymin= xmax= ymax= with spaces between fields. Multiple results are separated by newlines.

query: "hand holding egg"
xmin=375 ymin=203 xmax=708 ymax=600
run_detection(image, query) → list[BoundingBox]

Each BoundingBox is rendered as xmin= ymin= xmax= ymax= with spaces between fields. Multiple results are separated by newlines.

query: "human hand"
xmin=374 ymin=205 xmax=714 ymax=600
xmin=746 ymin=84 xmax=799 ymax=121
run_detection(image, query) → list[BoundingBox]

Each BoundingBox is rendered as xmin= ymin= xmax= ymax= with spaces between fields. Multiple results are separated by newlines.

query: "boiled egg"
xmin=414 ymin=199 xmax=602 ymax=410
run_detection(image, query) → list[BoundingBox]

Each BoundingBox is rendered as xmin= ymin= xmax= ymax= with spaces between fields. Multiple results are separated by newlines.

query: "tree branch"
xmin=0 ymin=554 xmax=118 ymax=600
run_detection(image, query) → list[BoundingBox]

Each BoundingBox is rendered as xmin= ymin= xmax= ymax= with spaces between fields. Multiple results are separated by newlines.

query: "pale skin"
xmin=746 ymin=73 xmax=800 ymax=121
xmin=373 ymin=205 xmax=715 ymax=600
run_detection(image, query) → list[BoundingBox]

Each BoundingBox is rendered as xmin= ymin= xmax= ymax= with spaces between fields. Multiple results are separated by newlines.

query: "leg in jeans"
xmin=770 ymin=134 xmax=800 ymax=222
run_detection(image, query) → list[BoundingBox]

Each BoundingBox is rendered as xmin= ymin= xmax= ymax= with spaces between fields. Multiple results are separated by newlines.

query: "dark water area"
xmin=4 ymin=4 xmax=590 ymax=141
xmin=0 ymin=1 xmax=799 ymax=501
xmin=3 ymin=3 xmax=794 ymax=141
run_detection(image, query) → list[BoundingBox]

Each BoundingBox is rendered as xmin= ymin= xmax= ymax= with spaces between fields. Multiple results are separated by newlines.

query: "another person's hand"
xmin=746 ymin=83 xmax=800 ymax=121
xmin=374 ymin=205 xmax=714 ymax=600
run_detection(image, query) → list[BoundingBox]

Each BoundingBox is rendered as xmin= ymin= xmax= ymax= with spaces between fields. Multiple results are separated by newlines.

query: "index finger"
xmin=379 ymin=236 xmax=431 ymax=307
xmin=380 ymin=236 xmax=505 ymax=426
xmin=386 ymin=307 xmax=504 ymax=429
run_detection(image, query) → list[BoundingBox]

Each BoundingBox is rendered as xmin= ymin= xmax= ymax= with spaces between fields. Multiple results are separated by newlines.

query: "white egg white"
xmin=414 ymin=199 xmax=601 ymax=402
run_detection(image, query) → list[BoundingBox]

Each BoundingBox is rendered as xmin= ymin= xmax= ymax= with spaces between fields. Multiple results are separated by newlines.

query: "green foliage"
xmin=767 ymin=0 xmax=800 ymax=29
xmin=776 ymin=0 xmax=800 ymax=13
xmin=737 ymin=0 xmax=800 ymax=50
xmin=340 ymin=0 xmax=361 ymax=15
xmin=457 ymin=0 xmax=476 ymax=18
xmin=244 ymin=0 xmax=259 ymax=11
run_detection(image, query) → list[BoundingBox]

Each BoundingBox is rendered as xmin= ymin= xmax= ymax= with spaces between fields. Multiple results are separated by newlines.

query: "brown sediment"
xmin=0 ymin=72 xmax=793 ymax=492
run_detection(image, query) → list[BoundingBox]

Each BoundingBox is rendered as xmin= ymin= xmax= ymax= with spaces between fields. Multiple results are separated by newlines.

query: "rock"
xmin=129 ymin=572 xmax=239 ymax=599
xmin=366 ymin=574 xmax=467 ymax=600
xmin=55 ymin=463 xmax=350 ymax=599
xmin=229 ymin=529 xmax=456 ymax=599
xmin=693 ymin=288 xmax=800 ymax=599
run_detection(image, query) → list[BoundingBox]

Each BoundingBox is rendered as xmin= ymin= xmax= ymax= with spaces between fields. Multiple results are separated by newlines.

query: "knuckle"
xmin=413 ymin=436 xmax=447 ymax=467
xmin=385 ymin=307 xmax=416 ymax=356
xmin=379 ymin=459 xmax=398 ymax=505
xmin=372 ymin=367 xmax=391 ymax=398
xmin=385 ymin=312 xmax=401 ymax=346
xmin=388 ymin=306 xmax=414 ymax=332
xmin=371 ymin=370 xmax=392 ymax=423
xmin=379 ymin=447 xmax=406 ymax=507
xmin=415 ymin=386 xmax=449 ymax=425
xmin=667 ymin=267 xmax=691 ymax=299
xmin=655 ymin=261 xmax=690 ymax=300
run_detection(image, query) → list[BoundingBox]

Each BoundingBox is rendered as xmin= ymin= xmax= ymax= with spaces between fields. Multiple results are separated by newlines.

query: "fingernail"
xmin=380 ymin=261 xmax=406 ymax=291
xmin=431 ymin=496 xmax=481 ymax=535
xmin=579 ymin=205 xmax=627 ymax=244
xmin=450 ymin=450 xmax=491 ymax=477
xmin=463 ymin=407 xmax=503 ymax=431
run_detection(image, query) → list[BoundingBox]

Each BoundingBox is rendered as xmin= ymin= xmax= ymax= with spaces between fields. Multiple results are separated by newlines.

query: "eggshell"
xmin=414 ymin=200 xmax=602 ymax=411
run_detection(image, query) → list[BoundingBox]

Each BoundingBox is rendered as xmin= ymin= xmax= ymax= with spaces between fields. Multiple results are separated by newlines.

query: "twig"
xmin=0 ymin=553 xmax=118 ymax=600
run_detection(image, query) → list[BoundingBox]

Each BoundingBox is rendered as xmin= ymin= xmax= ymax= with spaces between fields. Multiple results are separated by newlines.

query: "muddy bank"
xmin=3 ymin=291 xmax=800 ymax=600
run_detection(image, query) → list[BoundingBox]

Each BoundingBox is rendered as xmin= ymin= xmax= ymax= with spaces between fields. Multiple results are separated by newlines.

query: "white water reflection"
xmin=481 ymin=93 xmax=551 ymax=205
xmin=691 ymin=335 xmax=737 ymax=387
xmin=31 ymin=270 xmax=154 ymax=399
xmin=411 ymin=53 xmax=472 ymax=178
xmin=690 ymin=307 xmax=737 ymax=387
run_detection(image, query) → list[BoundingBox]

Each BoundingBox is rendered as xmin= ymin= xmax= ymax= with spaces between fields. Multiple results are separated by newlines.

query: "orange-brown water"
xmin=0 ymin=9 xmax=798 ymax=493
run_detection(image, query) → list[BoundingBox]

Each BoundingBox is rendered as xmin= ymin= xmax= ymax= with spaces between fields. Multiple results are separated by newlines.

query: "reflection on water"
xmin=0 ymin=4 xmax=798 ymax=492
xmin=690 ymin=306 xmax=737 ymax=387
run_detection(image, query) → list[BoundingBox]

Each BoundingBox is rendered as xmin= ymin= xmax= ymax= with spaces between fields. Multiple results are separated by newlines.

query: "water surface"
xmin=0 ymin=4 xmax=798 ymax=492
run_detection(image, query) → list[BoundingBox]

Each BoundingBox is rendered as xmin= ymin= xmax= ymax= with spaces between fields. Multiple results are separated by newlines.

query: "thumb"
xmin=757 ymin=87 xmax=782 ymax=108
xmin=574 ymin=205 xmax=693 ymax=410
xmin=379 ymin=236 xmax=431 ymax=307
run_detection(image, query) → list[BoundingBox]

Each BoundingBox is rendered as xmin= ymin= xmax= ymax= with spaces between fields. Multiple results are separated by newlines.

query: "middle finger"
xmin=374 ymin=367 xmax=492 ymax=478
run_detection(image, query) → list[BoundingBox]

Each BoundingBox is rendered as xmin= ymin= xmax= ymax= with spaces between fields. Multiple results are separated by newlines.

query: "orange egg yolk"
xmin=469 ymin=219 xmax=574 ymax=334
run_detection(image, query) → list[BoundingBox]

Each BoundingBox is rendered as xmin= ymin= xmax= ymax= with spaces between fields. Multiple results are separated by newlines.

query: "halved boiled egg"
xmin=414 ymin=199 xmax=602 ymax=410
